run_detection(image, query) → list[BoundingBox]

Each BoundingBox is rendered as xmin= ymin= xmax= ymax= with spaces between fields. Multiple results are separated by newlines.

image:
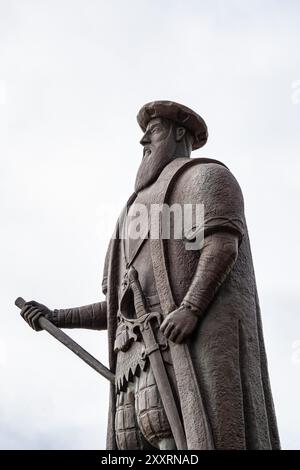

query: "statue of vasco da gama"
xmin=21 ymin=101 xmax=280 ymax=450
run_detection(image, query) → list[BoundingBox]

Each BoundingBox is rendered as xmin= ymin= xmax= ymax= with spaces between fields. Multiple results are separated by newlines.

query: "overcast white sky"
xmin=1 ymin=0 xmax=300 ymax=450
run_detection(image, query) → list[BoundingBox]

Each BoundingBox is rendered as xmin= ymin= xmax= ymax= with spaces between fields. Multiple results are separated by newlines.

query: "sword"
xmin=126 ymin=267 xmax=187 ymax=450
xmin=15 ymin=297 xmax=115 ymax=384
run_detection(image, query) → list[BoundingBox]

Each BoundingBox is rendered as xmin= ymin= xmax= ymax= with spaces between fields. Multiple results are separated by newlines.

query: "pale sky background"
xmin=1 ymin=0 xmax=300 ymax=449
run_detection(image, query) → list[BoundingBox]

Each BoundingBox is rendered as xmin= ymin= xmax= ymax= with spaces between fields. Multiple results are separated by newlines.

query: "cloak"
xmin=102 ymin=157 xmax=280 ymax=450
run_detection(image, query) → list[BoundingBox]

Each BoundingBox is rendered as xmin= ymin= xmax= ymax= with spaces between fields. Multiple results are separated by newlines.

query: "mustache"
xmin=142 ymin=145 xmax=152 ymax=157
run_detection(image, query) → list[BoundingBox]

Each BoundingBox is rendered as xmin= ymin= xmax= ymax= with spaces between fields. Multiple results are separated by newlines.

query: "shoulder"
xmin=179 ymin=159 xmax=240 ymax=188
xmin=169 ymin=159 xmax=245 ymax=241
xmin=171 ymin=159 xmax=243 ymax=203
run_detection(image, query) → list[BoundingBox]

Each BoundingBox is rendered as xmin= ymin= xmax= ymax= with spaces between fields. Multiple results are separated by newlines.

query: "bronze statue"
xmin=18 ymin=101 xmax=280 ymax=450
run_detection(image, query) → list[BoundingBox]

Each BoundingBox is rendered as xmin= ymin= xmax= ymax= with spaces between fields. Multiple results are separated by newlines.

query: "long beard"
xmin=134 ymin=147 xmax=174 ymax=193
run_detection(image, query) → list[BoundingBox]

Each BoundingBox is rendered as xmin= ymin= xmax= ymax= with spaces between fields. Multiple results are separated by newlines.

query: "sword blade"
xmin=141 ymin=326 xmax=187 ymax=450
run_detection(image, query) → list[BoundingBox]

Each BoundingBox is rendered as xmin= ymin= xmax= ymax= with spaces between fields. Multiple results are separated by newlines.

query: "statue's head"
xmin=135 ymin=101 xmax=208 ymax=192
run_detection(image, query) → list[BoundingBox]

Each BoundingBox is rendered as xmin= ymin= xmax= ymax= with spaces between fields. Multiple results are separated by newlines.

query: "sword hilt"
xmin=127 ymin=267 xmax=148 ymax=319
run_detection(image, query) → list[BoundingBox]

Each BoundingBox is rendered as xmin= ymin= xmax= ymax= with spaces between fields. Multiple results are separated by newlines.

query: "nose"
xmin=140 ymin=130 xmax=151 ymax=146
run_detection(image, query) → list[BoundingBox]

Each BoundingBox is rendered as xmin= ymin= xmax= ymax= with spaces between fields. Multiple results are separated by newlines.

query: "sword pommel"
xmin=128 ymin=266 xmax=139 ymax=281
xmin=15 ymin=297 xmax=26 ymax=309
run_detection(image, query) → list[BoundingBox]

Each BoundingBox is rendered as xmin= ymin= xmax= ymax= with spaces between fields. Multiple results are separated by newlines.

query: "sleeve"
xmin=54 ymin=301 xmax=107 ymax=330
xmin=183 ymin=163 xmax=245 ymax=245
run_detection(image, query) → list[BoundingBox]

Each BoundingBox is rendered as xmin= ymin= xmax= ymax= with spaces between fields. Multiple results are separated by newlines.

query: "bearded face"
xmin=134 ymin=117 xmax=177 ymax=193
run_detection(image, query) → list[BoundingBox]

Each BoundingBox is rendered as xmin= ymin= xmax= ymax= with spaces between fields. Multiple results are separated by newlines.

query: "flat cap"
xmin=137 ymin=100 xmax=208 ymax=150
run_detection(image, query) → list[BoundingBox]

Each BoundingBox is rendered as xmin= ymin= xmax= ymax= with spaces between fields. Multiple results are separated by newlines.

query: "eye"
xmin=150 ymin=125 xmax=160 ymax=134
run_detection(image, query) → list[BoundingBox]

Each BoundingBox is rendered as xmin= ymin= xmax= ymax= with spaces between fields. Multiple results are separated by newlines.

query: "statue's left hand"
xmin=160 ymin=306 xmax=198 ymax=343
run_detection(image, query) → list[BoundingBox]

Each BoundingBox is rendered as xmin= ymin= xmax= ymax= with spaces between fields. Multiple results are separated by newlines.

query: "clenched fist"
xmin=20 ymin=300 xmax=54 ymax=331
xmin=160 ymin=305 xmax=199 ymax=344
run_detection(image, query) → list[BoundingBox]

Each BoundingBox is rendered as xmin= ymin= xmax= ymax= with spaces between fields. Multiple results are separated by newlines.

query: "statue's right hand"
xmin=20 ymin=300 xmax=53 ymax=332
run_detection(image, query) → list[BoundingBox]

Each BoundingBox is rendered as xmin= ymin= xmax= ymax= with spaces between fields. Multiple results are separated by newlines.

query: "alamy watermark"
xmin=291 ymin=80 xmax=300 ymax=105
xmin=291 ymin=340 xmax=300 ymax=365
xmin=113 ymin=202 xmax=205 ymax=250
xmin=0 ymin=340 xmax=7 ymax=366
xmin=0 ymin=80 xmax=6 ymax=105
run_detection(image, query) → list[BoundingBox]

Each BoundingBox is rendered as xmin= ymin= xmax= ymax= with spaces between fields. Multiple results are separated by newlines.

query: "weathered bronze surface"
xmin=19 ymin=100 xmax=280 ymax=450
